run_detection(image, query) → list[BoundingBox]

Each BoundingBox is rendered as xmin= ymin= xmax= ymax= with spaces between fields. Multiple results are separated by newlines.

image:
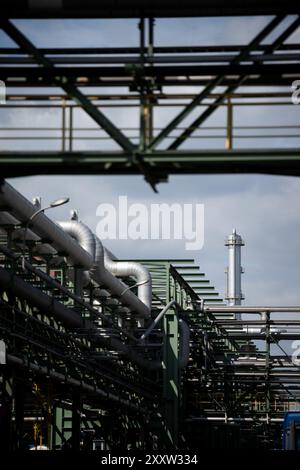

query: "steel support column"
xmin=265 ymin=312 xmax=271 ymax=423
xmin=162 ymin=263 xmax=179 ymax=448
xmin=71 ymin=392 xmax=82 ymax=451
xmin=0 ymin=370 xmax=13 ymax=451
xmin=162 ymin=308 xmax=179 ymax=449
xmin=52 ymin=405 xmax=72 ymax=450
xmin=13 ymin=378 xmax=25 ymax=450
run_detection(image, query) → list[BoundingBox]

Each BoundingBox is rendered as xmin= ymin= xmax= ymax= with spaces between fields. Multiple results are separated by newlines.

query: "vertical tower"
xmin=225 ymin=229 xmax=244 ymax=320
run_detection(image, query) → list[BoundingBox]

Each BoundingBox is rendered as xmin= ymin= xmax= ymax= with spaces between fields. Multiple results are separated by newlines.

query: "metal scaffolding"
xmin=0 ymin=2 xmax=300 ymax=451
xmin=1 ymin=214 xmax=300 ymax=449
xmin=0 ymin=5 xmax=299 ymax=190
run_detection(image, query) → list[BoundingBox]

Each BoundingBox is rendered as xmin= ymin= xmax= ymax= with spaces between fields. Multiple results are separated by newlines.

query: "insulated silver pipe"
xmin=205 ymin=306 xmax=300 ymax=313
xmin=0 ymin=181 xmax=92 ymax=268
xmin=57 ymin=221 xmax=150 ymax=318
xmin=60 ymin=215 xmax=152 ymax=311
xmin=0 ymin=181 xmax=150 ymax=318
xmin=92 ymin=232 xmax=150 ymax=318
xmin=58 ymin=220 xmax=96 ymax=260
xmin=185 ymin=417 xmax=283 ymax=423
xmin=57 ymin=220 xmax=95 ymax=287
xmin=0 ymin=182 xmax=191 ymax=368
xmin=103 ymin=245 xmax=152 ymax=310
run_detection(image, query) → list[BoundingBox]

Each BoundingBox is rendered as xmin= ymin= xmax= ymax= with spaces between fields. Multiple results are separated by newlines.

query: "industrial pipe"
xmin=0 ymin=211 xmax=56 ymax=256
xmin=204 ymin=306 xmax=300 ymax=313
xmin=103 ymin=244 xmax=152 ymax=310
xmin=0 ymin=181 xmax=150 ymax=318
xmin=0 ymin=264 xmax=190 ymax=370
xmin=6 ymin=354 xmax=147 ymax=414
xmin=139 ymin=300 xmax=177 ymax=341
xmin=0 ymin=182 xmax=191 ymax=368
xmin=0 ymin=181 xmax=92 ymax=268
xmin=92 ymin=231 xmax=150 ymax=318
xmin=0 ymin=264 xmax=158 ymax=369
xmin=0 ymin=265 xmax=85 ymax=330
xmin=139 ymin=300 xmax=190 ymax=368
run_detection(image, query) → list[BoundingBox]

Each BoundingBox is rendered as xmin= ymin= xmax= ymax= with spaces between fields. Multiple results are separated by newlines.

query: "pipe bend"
xmin=57 ymin=220 xmax=96 ymax=287
xmin=103 ymin=247 xmax=152 ymax=309
xmin=57 ymin=220 xmax=96 ymax=261
xmin=0 ymin=182 xmax=150 ymax=320
xmin=93 ymin=235 xmax=150 ymax=318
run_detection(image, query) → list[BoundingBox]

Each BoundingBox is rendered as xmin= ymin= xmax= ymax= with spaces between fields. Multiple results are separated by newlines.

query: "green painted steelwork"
xmin=1 ymin=149 xmax=300 ymax=180
xmin=0 ymin=15 xmax=300 ymax=190
xmin=162 ymin=304 xmax=179 ymax=448
xmin=1 ymin=20 xmax=135 ymax=153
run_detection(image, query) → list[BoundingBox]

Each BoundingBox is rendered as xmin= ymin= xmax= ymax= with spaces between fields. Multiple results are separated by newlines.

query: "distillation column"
xmin=225 ymin=229 xmax=244 ymax=320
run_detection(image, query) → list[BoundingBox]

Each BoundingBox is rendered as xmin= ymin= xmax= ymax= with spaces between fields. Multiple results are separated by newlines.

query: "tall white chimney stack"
xmin=225 ymin=229 xmax=244 ymax=320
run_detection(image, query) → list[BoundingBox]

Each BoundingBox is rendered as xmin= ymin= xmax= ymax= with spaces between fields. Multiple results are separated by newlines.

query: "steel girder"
xmin=0 ymin=14 xmax=300 ymax=189
xmin=2 ymin=0 xmax=300 ymax=19
xmin=1 ymin=149 xmax=300 ymax=178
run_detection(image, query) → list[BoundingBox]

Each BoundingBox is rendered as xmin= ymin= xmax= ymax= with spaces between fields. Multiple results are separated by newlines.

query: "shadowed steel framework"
xmin=0 ymin=3 xmax=300 ymax=190
xmin=0 ymin=2 xmax=300 ymax=451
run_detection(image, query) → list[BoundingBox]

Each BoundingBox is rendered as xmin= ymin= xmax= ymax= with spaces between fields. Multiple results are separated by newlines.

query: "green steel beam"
xmin=1 ymin=149 xmax=300 ymax=178
xmin=52 ymin=406 xmax=71 ymax=450
xmin=1 ymin=76 xmax=294 ymax=88
xmin=162 ymin=263 xmax=179 ymax=449
xmin=71 ymin=393 xmax=82 ymax=451
xmin=3 ymin=62 xmax=298 ymax=79
xmin=2 ymin=2 xmax=300 ymax=19
xmin=147 ymin=15 xmax=284 ymax=150
xmin=162 ymin=307 xmax=179 ymax=449
xmin=2 ymin=44 xmax=300 ymax=55
xmin=124 ymin=259 xmax=195 ymax=263
xmin=193 ymin=292 xmax=219 ymax=296
xmin=181 ymin=273 xmax=205 ymax=277
xmin=176 ymin=266 xmax=200 ymax=270
xmin=0 ymin=20 xmax=135 ymax=153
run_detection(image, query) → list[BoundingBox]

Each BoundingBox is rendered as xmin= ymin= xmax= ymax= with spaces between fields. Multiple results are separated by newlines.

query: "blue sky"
xmin=1 ymin=15 xmax=300 ymax=307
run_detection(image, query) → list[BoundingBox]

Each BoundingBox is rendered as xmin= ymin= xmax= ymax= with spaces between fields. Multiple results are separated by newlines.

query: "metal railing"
xmin=1 ymin=92 xmax=299 ymax=151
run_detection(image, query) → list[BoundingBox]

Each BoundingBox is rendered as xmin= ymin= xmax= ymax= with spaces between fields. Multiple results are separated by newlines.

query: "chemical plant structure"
xmin=0 ymin=180 xmax=300 ymax=450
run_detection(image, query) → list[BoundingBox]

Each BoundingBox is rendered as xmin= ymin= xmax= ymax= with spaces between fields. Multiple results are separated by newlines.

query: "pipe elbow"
xmin=57 ymin=220 xmax=96 ymax=287
xmin=103 ymin=248 xmax=152 ymax=309
xmin=57 ymin=221 xmax=96 ymax=260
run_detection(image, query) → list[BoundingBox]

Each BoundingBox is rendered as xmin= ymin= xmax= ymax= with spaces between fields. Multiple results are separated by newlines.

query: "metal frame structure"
xmin=0 ymin=6 xmax=300 ymax=190
xmin=1 ymin=1 xmax=300 ymax=18
xmin=1 ymin=212 xmax=300 ymax=449
xmin=0 ymin=2 xmax=300 ymax=451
